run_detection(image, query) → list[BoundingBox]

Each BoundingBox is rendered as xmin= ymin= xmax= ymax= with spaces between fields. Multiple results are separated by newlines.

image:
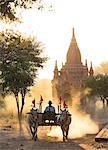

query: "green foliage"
xmin=0 ymin=30 xmax=47 ymax=122
xmin=0 ymin=0 xmax=43 ymax=20
xmin=0 ymin=97 xmax=5 ymax=109
xmin=84 ymin=76 xmax=97 ymax=96
xmin=0 ymin=0 xmax=16 ymax=20
xmin=84 ymin=74 xmax=108 ymax=99
xmin=0 ymin=30 xmax=47 ymax=96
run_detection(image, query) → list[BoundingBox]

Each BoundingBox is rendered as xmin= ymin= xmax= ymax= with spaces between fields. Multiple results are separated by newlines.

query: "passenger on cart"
xmin=43 ymin=100 xmax=56 ymax=123
xmin=44 ymin=100 xmax=55 ymax=113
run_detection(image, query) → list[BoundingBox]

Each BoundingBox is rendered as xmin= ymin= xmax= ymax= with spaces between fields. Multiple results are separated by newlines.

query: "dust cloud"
xmin=47 ymin=108 xmax=99 ymax=140
xmin=2 ymin=79 xmax=99 ymax=140
xmin=48 ymin=91 xmax=99 ymax=140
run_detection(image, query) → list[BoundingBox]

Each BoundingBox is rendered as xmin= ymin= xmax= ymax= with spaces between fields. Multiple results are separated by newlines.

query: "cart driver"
xmin=44 ymin=100 xmax=55 ymax=113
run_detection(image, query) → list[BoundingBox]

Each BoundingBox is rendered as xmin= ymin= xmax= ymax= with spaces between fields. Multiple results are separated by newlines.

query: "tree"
xmin=0 ymin=84 xmax=5 ymax=109
xmin=0 ymin=30 xmax=47 ymax=129
xmin=0 ymin=0 xmax=51 ymax=20
xmin=84 ymin=76 xmax=97 ymax=96
xmin=84 ymin=74 xmax=108 ymax=108
xmin=96 ymin=75 xmax=108 ymax=107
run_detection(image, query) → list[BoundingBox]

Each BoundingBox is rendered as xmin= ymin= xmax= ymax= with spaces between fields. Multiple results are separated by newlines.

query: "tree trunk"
xmin=15 ymin=90 xmax=26 ymax=135
xmin=20 ymin=96 xmax=24 ymax=115
xmin=18 ymin=89 xmax=26 ymax=135
xmin=102 ymin=98 xmax=105 ymax=109
xmin=15 ymin=93 xmax=19 ymax=115
xmin=15 ymin=93 xmax=21 ymax=134
xmin=20 ymin=89 xmax=26 ymax=115
xmin=100 ymin=96 xmax=105 ymax=109
xmin=106 ymin=98 xmax=108 ymax=107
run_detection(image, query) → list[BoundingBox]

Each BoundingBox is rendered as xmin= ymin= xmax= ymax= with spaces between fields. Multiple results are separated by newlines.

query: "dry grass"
xmin=0 ymin=110 xmax=27 ymax=130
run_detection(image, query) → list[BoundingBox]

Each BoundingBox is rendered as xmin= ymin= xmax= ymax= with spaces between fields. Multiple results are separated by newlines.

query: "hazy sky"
xmin=6 ymin=0 xmax=108 ymax=79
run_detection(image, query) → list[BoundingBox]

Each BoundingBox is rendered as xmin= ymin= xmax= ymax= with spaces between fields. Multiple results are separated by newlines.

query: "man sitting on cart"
xmin=44 ymin=100 xmax=55 ymax=113
xmin=43 ymin=100 xmax=56 ymax=123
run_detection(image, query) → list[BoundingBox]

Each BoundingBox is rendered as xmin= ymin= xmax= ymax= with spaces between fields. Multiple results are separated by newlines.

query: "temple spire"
xmin=72 ymin=28 xmax=76 ymax=42
xmin=85 ymin=59 xmax=88 ymax=75
xmin=54 ymin=60 xmax=58 ymax=78
xmin=66 ymin=28 xmax=81 ymax=64
xmin=89 ymin=61 xmax=94 ymax=76
xmin=85 ymin=59 xmax=87 ymax=66
xmin=55 ymin=60 xmax=58 ymax=69
xmin=70 ymin=27 xmax=77 ymax=45
xmin=73 ymin=28 xmax=75 ymax=37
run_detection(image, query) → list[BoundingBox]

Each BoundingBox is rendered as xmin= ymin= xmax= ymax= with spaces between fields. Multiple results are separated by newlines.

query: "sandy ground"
xmin=0 ymin=123 xmax=108 ymax=150
xmin=0 ymin=116 xmax=108 ymax=150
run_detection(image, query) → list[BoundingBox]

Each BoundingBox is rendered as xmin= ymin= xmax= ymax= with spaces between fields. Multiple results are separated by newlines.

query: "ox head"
xmin=59 ymin=109 xmax=71 ymax=123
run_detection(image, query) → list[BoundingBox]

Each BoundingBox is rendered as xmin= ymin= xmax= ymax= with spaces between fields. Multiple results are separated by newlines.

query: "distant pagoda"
xmin=52 ymin=28 xmax=94 ymax=103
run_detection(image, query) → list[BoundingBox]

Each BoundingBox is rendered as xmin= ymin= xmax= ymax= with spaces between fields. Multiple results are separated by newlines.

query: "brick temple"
xmin=52 ymin=28 xmax=94 ymax=103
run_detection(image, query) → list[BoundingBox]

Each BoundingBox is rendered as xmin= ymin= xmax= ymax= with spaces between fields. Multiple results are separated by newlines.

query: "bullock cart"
xmin=27 ymin=109 xmax=71 ymax=141
xmin=37 ymin=112 xmax=61 ymax=126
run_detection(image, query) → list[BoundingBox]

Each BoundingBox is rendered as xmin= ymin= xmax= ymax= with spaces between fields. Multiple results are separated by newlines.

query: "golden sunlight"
xmin=0 ymin=0 xmax=108 ymax=79
xmin=47 ymin=110 xmax=99 ymax=140
xmin=0 ymin=1 xmax=108 ymax=149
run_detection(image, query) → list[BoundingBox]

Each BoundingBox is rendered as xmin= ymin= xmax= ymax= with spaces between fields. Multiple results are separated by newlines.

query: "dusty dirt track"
xmin=0 ymin=127 xmax=83 ymax=150
xmin=0 ymin=117 xmax=108 ymax=150
xmin=0 ymin=126 xmax=108 ymax=150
